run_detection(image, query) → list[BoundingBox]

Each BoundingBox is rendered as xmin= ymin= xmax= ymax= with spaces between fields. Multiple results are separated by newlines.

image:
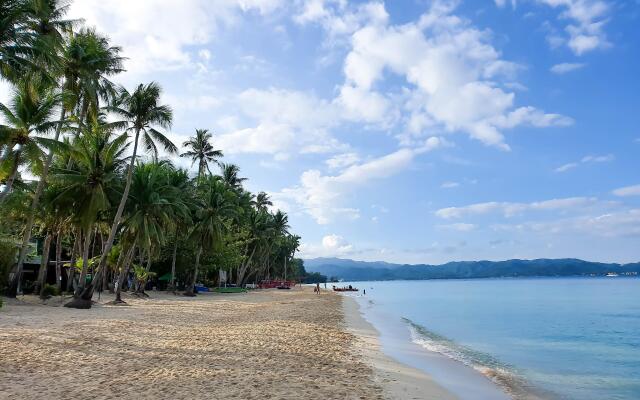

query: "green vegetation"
xmin=0 ymin=0 xmax=302 ymax=308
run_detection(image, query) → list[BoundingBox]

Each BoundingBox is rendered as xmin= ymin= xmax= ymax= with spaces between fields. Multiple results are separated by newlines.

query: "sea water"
xmin=346 ymin=277 xmax=640 ymax=400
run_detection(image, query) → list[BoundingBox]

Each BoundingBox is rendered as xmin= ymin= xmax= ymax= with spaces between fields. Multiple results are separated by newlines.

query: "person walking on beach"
xmin=315 ymin=282 xmax=320 ymax=294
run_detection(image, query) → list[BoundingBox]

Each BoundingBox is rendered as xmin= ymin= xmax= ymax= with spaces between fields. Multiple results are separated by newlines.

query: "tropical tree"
xmin=51 ymin=122 xmax=129 ymax=307
xmin=184 ymin=178 xmax=237 ymax=296
xmin=220 ymin=163 xmax=246 ymax=191
xmin=0 ymin=80 xmax=61 ymax=201
xmin=8 ymin=26 xmax=123 ymax=298
xmin=180 ymin=129 xmax=223 ymax=180
xmin=73 ymin=82 xmax=176 ymax=307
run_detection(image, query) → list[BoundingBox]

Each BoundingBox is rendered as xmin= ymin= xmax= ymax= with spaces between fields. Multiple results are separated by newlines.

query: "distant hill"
xmin=303 ymin=258 xmax=640 ymax=281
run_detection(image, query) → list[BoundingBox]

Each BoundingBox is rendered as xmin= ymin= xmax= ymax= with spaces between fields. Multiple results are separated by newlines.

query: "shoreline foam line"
xmin=341 ymin=295 xmax=458 ymax=400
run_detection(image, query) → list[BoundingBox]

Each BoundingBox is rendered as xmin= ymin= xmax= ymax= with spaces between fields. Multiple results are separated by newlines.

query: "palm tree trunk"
xmin=64 ymin=227 xmax=93 ymax=308
xmin=184 ymin=245 xmax=202 ymax=296
xmin=75 ymin=128 xmax=141 ymax=307
xmin=0 ymin=149 xmax=22 ymax=202
xmin=66 ymin=231 xmax=80 ymax=293
xmin=114 ymin=244 xmax=136 ymax=304
xmin=236 ymin=245 xmax=257 ymax=286
xmin=169 ymin=237 xmax=178 ymax=292
xmin=35 ymin=233 xmax=53 ymax=297
xmin=6 ymin=108 xmax=66 ymax=297
xmin=55 ymin=231 xmax=62 ymax=291
xmin=70 ymin=126 xmax=142 ymax=306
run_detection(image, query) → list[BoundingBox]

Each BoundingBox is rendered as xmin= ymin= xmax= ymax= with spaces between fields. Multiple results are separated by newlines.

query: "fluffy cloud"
xmin=68 ymin=0 xmax=285 ymax=81
xmin=555 ymin=153 xmax=614 ymax=172
xmin=332 ymin=1 xmax=571 ymax=150
xmin=215 ymin=88 xmax=346 ymax=158
xmin=496 ymin=1 xmax=611 ymax=55
xmin=612 ymin=184 xmax=640 ymax=197
xmin=298 ymin=234 xmax=354 ymax=258
xmin=436 ymin=197 xmax=598 ymax=219
xmin=276 ymin=137 xmax=449 ymax=224
xmin=550 ymin=62 xmax=586 ymax=74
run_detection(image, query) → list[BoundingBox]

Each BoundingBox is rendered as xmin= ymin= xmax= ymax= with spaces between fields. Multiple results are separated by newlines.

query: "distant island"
xmin=303 ymin=258 xmax=640 ymax=282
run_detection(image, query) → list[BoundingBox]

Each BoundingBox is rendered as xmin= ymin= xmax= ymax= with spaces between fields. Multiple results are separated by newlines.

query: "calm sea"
xmin=346 ymin=277 xmax=640 ymax=400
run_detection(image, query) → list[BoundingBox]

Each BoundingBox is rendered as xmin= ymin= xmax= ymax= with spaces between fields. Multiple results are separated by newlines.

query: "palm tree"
xmin=184 ymin=178 xmax=237 ymax=296
xmin=220 ymin=163 xmax=246 ymax=190
xmin=120 ymin=161 xmax=188 ymax=295
xmin=165 ymin=167 xmax=193 ymax=291
xmin=0 ymin=80 xmax=61 ymax=201
xmin=255 ymin=191 xmax=272 ymax=211
xmin=8 ymin=28 xmax=122 ymax=298
xmin=0 ymin=0 xmax=75 ymax=82
xmin=76 ymin=82 xmax=175 ymax=307
xmin=180 ymin=129 xmax=223 ymax=180
xmin=51 ymin=122 xmax=129 ymax=307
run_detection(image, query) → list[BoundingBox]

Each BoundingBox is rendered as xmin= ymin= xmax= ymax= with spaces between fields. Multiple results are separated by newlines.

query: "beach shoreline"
xmin=341 ymin=294 xmax=459 ymax=400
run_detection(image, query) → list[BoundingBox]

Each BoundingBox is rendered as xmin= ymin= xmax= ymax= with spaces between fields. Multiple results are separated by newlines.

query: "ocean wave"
xmin=403 ymin=318 xmax=551 ymax=400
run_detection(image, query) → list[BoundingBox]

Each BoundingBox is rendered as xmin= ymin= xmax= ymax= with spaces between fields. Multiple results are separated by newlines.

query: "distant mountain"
xmin=303 ymin=258 xmax=640 ymax=281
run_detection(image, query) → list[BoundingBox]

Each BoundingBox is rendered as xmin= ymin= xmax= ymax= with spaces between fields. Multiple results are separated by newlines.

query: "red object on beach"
xmin=257 ymin=280 xmax=296 ymax=289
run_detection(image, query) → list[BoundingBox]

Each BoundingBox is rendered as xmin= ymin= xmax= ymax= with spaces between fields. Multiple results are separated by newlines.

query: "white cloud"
xmin=550 ymin=62 xmax=585 ymax=74
xmin=555 ymin=153 xmax=614 ymax=172
xmin=332 ymin=1 xmax=571 ymax=150
xmin=275 ymin=137 xmax=448 ymax=224
xmin=438 ymin=223 xmax=477 ymax=232
xmin=441 ymin=181 xmax=460 ymax=189
xmin=436 ymin=197 xmax=598 ymax=219
xmin=299 ymin=234 xmax=354 ymax=258
xmin=68 ymin=0 xmax=285 ymax=82
xmin=215 ymin=88 xmax=346 ymax=158
xmin=326 ymin=152 xmax=360 ymax=170
xmin=536 ymin=0 xmax=611 ymax=55
xmin=612 ymin=184 xmax=640 ymax=197
xmin=555 ymin=162 xmax=578 ymax=172
xmin=492 ymin=209 xmax=640 ymax=238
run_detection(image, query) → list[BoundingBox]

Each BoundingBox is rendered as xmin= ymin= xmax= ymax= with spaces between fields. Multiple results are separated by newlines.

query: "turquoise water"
xmin=348 ymin=277 xmax=640 ymax=400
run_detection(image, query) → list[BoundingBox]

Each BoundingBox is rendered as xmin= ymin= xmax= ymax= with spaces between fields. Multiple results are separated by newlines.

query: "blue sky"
xmin=3 ymin=0 xmax=639 ymax=264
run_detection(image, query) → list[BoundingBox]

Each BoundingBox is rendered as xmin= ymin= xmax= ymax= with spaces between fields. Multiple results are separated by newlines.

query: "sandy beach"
xmin=0 ymin=287 xmax=457 ymax=400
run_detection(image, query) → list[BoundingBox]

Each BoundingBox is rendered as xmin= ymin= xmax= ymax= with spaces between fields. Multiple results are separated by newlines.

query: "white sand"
xmin=0 ymin=288 xmax=385 ymax=400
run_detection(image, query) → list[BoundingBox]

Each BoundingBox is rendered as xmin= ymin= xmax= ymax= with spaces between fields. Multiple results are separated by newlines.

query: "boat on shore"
xmin=333 ymin=285 xmax=359 ymax=292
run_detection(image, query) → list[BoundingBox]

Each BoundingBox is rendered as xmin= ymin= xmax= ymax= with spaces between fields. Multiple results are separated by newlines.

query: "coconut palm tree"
xmin=75 ymin=83 xmax=176 ymax=307
xmin=50 ymin=122 xmax=129 ymax=307
xmin=0 ymin=80 xmax=61 ymax=201
xmin=9 ymin=29 xmax=123 ymax=298
xmin=255 ymin=191 xmax=272 ymax=211
xmin=220 ymin=163 xmax=246 ymax=190
xmin=184 ymin=178 xmax=237 ymax=296
xmin=180 ymin=129 xmax=223 ymax=180
xmin=120 ymin=161 xmax=189 ymax=294
xmin=165 ymin=167 xmax=193 ymax=291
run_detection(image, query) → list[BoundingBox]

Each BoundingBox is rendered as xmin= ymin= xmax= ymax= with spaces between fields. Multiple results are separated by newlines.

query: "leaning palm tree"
xmin=8 ymin=29 xmax=123 ymax=298
xmin=53 ymin=122 xmax=129 ymax=308
xmin=184 ymin=178 xmax=237 ymax=296
xmin=180 ymin=129 xmax=223 ymax=180
xmin=73 ymin=82 xmax=176 ymax=308
xmin=0 ymin=80 xmax=61 ymax=201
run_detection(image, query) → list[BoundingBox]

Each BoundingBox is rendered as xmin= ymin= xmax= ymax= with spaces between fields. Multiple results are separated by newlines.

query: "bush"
xmin=41 ymin=284 xmax=59 ymax=298
xmin=0 ymin=239 xmax=17 ymax=291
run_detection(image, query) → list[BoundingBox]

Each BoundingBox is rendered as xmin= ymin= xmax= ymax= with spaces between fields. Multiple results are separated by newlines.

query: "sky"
xmin=2 ymin=0 xmax=640 ymax=264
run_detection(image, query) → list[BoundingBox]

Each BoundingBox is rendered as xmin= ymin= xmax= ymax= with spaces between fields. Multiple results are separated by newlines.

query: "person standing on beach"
xmin=316 ymin=282 xmax=320 ymax=294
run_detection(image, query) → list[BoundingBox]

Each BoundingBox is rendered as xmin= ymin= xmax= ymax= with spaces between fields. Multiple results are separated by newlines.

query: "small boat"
xmin=333 ymin=285 xmax=359 ymax=292
xmin=606 ymin=272 xmax=619 ymax=277
xmin=276 ymin=285 xmax=291 ymax=290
